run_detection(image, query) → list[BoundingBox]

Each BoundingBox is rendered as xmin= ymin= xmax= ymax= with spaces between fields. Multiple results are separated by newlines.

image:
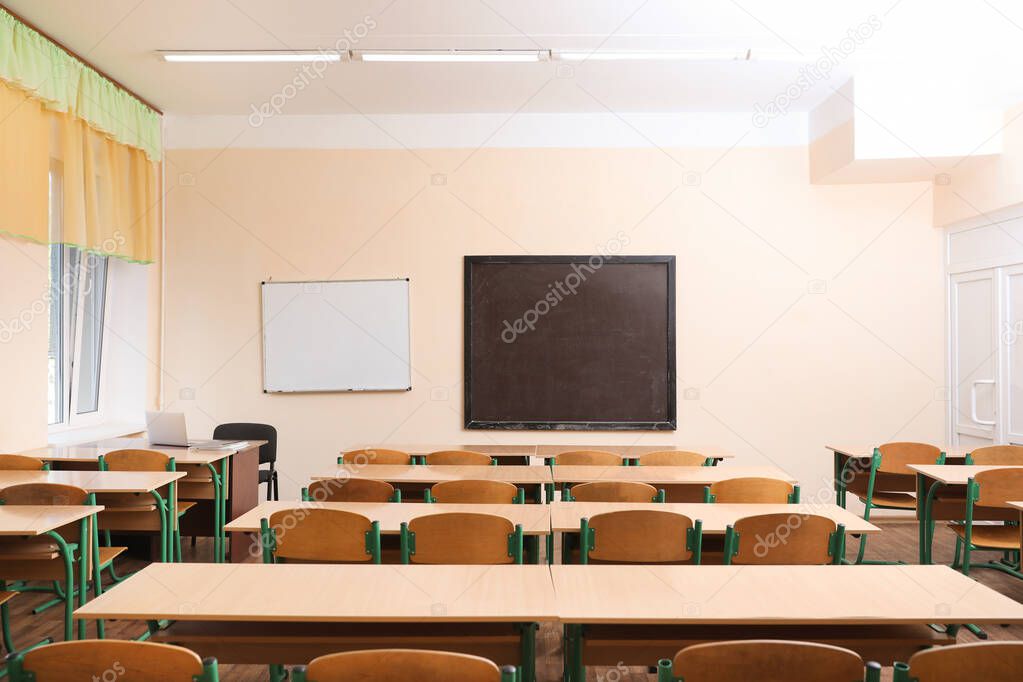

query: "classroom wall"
xmin=0 ymin=236 xmax=49 ymax=450
xmin=163 ymin=142 xmax=946 ymax=502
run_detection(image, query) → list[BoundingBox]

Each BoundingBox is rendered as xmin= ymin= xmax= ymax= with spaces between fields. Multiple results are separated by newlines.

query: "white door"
xmin=950 ymin=270 xmax=999 ymax=447
xmin=1001 ymin=265 xmax=1023 ymax=444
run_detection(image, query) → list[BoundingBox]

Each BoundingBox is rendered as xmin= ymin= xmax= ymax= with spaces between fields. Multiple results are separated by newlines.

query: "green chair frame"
xmin=424 ymin=486 xmax=525 ymax=504
xmin=578 ymin=517 xmax=703 ymax=565
xmin=259 ymin=516 xmax=383 ymax=564
xmin=704 ymin=485 xmax=800 ymax=504
xmin=97 ymin=454 xmax=182 ymax=565
xmin=301 ymin=485 xmax=402 ymax=503
xmin=850 ymin=448 xmax=945 ymax=565
xmin=6 ymin=648 xmax=220 ymax=681
xmin=722 ymin=523 xmax=846 ymax=565
xmin=948 ymin=476 xmax=1023 ymax=580
xmin=399 ymin=521 xmax=524 ymax=564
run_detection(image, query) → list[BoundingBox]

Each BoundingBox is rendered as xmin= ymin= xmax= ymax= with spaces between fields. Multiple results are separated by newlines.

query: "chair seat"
xmin=177 ymin=501 xmax=197 ymax=516
xmin=950 ymin=523 xmax=1022 ymax=550
xmin=259 ymin=469 xmax=273 ymax=484
xmin=858 ymin=491 xmax=917 ymax=509
xmin=97 ymin=546 xmax=128 ymax=568
xmin=0 ymin=591 xmax=16 ymax=606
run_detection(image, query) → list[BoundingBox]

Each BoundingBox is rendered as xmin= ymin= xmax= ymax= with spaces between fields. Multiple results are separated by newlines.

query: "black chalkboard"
xmin=464 ymin=255 xmax=676 ymax=430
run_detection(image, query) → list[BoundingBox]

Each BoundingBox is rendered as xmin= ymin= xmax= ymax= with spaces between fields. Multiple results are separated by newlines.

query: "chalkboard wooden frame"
xmin=463 ymin=255 xmax=676 ymax=430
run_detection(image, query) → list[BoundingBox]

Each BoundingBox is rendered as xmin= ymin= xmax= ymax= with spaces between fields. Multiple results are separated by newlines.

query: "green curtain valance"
xmin=0 ymin=7 xmax=161 ymax=161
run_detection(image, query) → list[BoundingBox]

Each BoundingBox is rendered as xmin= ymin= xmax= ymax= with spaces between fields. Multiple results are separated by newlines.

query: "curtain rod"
xmin=0 ymin=2 xmax=163 ymax=115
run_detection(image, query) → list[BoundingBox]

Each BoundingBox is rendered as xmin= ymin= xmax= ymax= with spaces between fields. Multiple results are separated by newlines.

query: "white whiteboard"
xmin=261 ymin=279 xmax=411 ymax=392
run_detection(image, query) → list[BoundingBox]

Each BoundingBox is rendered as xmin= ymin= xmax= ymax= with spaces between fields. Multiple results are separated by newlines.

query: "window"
xmin=48 ymin=163 xmax=111 ymax=427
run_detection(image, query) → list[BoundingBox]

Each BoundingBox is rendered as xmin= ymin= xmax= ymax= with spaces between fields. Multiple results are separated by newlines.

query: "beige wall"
xmin=0 ymin=236 xmax=49 ymax=450
xmin=164 ymin=145 xmax=945 ymax=500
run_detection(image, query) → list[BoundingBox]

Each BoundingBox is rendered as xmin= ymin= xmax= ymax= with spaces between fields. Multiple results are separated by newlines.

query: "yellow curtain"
xmin=0 ymin=79 xmax=48 ymax=243
xmin=55 ymin=111 xmax=160 ymax=263
xmin=0 ymin=77 xmax=160 ymax=263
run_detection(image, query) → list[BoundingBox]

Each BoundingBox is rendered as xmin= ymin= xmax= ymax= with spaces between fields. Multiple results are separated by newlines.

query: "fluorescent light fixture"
xmin=556 ymin=49 xmax=750 ymax=62
xmin=159 ymin=51 xmax=343 ymax=63
xmin=354 ymin=50 xmax=549 ymax=63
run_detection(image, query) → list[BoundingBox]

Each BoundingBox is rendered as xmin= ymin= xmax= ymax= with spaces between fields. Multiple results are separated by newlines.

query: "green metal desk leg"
xmin=570 ymin=624 xmax=584 ymax=682
xmin=77 ymin=518 xmax=88 ymax=640
xmin=205 ymin=462 xmax=223 ymax=563
xmin=518 ymin=622 xmax=537 ymax=682
xmin=546 ymin=532 xmax=554 ymax=566
xmin=919 ymin=476 xmax=944 ymax=565
xmin=220 ymin=456 xmax=230 ymax=562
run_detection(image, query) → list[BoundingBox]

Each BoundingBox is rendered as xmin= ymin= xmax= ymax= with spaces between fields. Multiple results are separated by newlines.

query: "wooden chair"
xmin=723 ymin=513 xmax=845 ymax=565
xmin=401 ymin=513 xmax=523 ymax=564
xmin=0 ymin=483 xmax=124 ymax=641
xmin=657 ymin=640 xmax=874 ymax=682
xmin=290 ymin=649 xmax=517 ymax=682
xmin=950 ymin=468 xmax=1023 ymax=579
xmin=704 ymin=477 xmax=798 ymax=504
xmin=967 ymin=445 xmax=1023 ymax=465
xmin=851 ymin=442 xmax=943 ymax=564
xmin=7 ymin=640 xmax=220 ymax=681
xmin=339 ymin=448 xmax=414 ymax=465
xmin=894 ymin=641 xmax=1023 ymax=681
xmin=98 ymin=449 xmax=194 ymax=564
xmin=261 ymin=509 xmax=381 ymax=564
xmin=423 ymin=450 xmax=494 ymax=466
xmin=303 ymin=478 xmax=399 ymax=503
xmin=426 ymin=479 xmax=523 ymax=504
xmin=564 ymin=481 xmax=663 ymax=503
xmin=0 ymin=454 xmax=47 ymax=470
xmin=580 ymin=510 xmax=702 ymax=564
xmin=552 ymin=450 xmax=623 ymax=466
xmin=637 ymin=450 xmax=709 ymax=466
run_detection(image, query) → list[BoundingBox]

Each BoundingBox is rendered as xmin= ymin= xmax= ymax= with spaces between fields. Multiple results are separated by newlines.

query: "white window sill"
xmin=47 ymin=422 xmax=145 ymax=446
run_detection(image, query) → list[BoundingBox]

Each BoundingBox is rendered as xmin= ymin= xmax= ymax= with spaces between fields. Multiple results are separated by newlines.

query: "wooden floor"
xmin=6 ymin=521 xmax=1022 ymax=681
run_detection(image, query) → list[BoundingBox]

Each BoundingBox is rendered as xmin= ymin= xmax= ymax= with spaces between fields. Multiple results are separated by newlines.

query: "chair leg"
xmin=951 ymin=535 xmax=963 ymax=568
xmin=272 ymin=470 xmax=279 ymax=501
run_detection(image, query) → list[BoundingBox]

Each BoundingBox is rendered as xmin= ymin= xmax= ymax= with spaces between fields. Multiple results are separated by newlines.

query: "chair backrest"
xmin=342 ymin=448 xmax=413 ymax=465
xmin=406 ymin=513 xmax=516 ymax=564
xmin=0 ymin=454 xmax=46 ymax=470
xmin=424 ymin=450 xmax=493 ymax=466
xmin=728 ymin=513 xmax=839 ymax=565
xmin=969 ymin=445 xmax=1023 ymax=465
xmin=586 ymin=509 xmax=696 ymax=563
xmin=554 ymin=450 xmax=622 ymax=466
xmin=569 ymin=481 xmax=658 ymax=502
xmin=904 ymin=641 xmax=1023 ymax=681
xmin=304 ymin=649 xmax=502 ymax=682
xmin=637 ymin=450 xmax=707 ymax=466
xmin=973 ymin=468 xmax=1023 ymax=508
xmin=13 ymin=640 xmax=208 ymax=682
xmin=708 ymin=477 xmax=794 ymax=503
xmin=214 ymin=422 xmax=277 ymax=466
xmin=268 ymin=509 xmax=374 ymax=563
xmin=0 ymin=483 xmax=89 ymax=506
xmin=307 ymin=478 xmax=395 ymax=503
xmin=876 ymin=442 xmax=942 ymax=475
xmin=103 ymin=449 xmax=171 ymax=471
xmin=671 ymin=640 xmax=865 ymax=682
xmin=429 ymin=479 xmax=519 ymax=504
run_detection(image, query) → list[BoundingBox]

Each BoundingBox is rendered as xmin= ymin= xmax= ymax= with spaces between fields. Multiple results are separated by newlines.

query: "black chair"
xmin=212 ymin=423 xmax=278 ymax=501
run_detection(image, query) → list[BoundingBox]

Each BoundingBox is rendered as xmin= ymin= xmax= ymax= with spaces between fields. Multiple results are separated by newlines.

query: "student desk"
xmin=314 ymin=465 xmax=554 ymax=503
xmin=553 ymin=564 xmax=1023 ymax=680
xmin=825 ymin=444 xmax=969 ymax=508
xmin=24 ymin=439 xmax=267 ymax=563
xmin=74 ymin=563 xmax=556 ymax=682
xmin=538 ymin=445 xmax=734 ymax=465
xmin=0 ymin=504 xmax=105 ymax=640
xmin=348 ymin=444 xmax=538 ymax=465
xmin=551 ymin=465 xmax=795 ymax=502
xmin=224 ymin=501 xmax=552 ymax=563
xmin=910 ymin=464 xmax=1023 ymax=564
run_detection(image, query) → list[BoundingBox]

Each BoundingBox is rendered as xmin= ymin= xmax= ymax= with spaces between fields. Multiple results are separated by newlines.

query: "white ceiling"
xmin=6 ymin=0 xmax=1023 ymax=115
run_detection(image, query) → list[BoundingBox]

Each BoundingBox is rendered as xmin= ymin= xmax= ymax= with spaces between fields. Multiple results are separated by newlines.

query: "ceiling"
xmin=6 ymin=0 xmax=1023 ymax=115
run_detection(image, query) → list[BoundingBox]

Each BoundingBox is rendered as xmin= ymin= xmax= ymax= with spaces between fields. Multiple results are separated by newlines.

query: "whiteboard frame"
xmin=260 ymin=277 xmax=412 ymax=394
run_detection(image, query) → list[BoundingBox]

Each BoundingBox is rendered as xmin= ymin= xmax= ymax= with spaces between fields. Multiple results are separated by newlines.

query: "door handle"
xmin=970 ymin=379 xmax=996 ymax=426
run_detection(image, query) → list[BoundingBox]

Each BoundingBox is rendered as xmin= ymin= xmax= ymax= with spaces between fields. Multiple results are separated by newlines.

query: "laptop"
xmin=145 ymin=411 xmax=239 ymax=449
